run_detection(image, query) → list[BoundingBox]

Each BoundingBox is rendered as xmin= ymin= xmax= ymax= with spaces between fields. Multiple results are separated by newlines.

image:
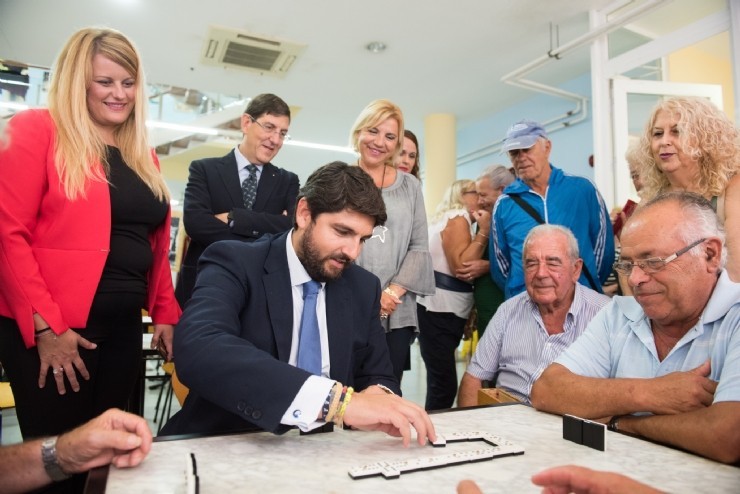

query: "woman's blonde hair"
xmin=637 ymin=96 xmax=740 ymax=200
xmin=48 ymin=27 xmax=169 ymax=201
xmin=432 ymin=179 xmax=475 ymax=223
xmin=349 ymin=99 xmax=405 ymax=165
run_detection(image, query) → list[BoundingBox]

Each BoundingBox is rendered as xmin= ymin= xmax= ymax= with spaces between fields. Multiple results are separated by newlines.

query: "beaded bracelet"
xmin=325 ymin=385 xmax=346 ymax=423
xmin=320 ymin=382 xmax=340 ymax=421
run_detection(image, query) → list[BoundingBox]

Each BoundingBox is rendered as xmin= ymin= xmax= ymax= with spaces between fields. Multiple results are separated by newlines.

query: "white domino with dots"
xmin=348 ymin=432 xmax=524 ymax=480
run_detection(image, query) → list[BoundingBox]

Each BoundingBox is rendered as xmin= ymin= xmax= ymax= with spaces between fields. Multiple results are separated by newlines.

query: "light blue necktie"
xmin=297 ymin=280 xmax=322 ymax=375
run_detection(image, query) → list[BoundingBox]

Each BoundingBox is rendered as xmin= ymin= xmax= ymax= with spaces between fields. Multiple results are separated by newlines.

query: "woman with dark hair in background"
xmin=395 ymin=129 xmax=421 ymax=179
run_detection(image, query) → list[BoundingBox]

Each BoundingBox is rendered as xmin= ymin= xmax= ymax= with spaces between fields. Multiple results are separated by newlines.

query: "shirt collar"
xmin=286 ymin=230 xmax=325 ymax=290
xmin=234 ymin=145 xmax=264 ymax=174
xmin=524 ymin=282 xmax=581 ymax=331
xmin=702 ymin=270 xmax=740 ymax=324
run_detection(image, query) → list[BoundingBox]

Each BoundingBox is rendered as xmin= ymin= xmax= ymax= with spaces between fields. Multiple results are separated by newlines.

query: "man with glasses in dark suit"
xmin=176 ymin=93 xmax=300 ymax=306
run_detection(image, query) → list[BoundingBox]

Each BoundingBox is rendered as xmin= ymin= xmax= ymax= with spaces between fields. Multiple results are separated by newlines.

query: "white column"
xmin=589 ymin=8 xmax=615 ymax=209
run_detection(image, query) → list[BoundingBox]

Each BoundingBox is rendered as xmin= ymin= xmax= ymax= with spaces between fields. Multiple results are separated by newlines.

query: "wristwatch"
xmin=227 ymin=210 xmax=235 ymax=228
xmin=41 ymin=437 xmax=71 ymax=481
xmin=607 ymin=415 xmax=621 ymax=432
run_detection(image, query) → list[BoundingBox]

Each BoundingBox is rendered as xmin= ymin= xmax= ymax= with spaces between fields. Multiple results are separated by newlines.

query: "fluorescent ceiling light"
xmin=145 ymin=121 xmax=219 ymax=135
xmin=0 ymin=105 xmax=353 ymax=154
xmin=0 ymin=101 xmax=29 ymax=111
xmin=284 ymin=139 xmax=356 ymax=154
xmin=0 ymin=78 xmax=30 ymax=86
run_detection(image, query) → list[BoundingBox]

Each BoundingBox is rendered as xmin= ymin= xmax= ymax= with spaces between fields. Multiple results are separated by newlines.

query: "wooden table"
xmin=88 ymin=404 xmax=740 ymax=493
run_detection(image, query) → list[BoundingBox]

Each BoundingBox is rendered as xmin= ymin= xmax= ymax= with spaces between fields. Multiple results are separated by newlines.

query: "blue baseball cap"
xmin=502 ymin=120 xmax=548 ymax=152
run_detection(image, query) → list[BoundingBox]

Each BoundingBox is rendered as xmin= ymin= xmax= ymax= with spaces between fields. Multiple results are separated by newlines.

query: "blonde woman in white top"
xmin=417 ymin=179 xmax=490 ymax=410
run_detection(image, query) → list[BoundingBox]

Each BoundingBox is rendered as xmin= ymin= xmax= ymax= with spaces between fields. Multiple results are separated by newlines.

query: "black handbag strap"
xmin=508 ymin=193 xmax=601 ymax=293
xmin=509 ymin=194 xmax=544 ymax=224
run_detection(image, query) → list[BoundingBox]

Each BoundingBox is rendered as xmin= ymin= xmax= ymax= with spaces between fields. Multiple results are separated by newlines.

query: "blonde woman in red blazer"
xmin=0 ymin=28 xmax=180 ymax=450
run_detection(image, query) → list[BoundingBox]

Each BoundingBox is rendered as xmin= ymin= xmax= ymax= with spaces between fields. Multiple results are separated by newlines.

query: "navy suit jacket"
xmin=175 ymin=150 xmax=299 ymax=305
xmin=161 ymin=232 xmax=399 ymax=436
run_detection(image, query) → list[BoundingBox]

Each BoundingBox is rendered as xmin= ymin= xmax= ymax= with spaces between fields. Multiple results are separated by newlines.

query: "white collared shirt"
xmin=280 ymin=230 xmax=336 ymax=430
xmin=234 ymin=145 xmax=263 ymax=184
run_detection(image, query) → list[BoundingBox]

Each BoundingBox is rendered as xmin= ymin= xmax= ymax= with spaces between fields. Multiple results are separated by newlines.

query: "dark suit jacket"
xmin=175 ymin=150 xmax=300 ymax=305
xmin=161 ymin=232 xmax=399 ymax=436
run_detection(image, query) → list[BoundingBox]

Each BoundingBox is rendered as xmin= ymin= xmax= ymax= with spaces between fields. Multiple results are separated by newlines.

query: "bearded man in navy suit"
xmin=162 ymin=162 xmax=436 ymax=447
xmin=175 ymin=93 xmax=300 ymax=306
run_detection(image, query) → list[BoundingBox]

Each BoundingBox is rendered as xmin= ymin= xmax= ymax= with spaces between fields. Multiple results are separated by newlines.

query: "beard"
xmin=298 ymin=222 xmax=352 ymax=282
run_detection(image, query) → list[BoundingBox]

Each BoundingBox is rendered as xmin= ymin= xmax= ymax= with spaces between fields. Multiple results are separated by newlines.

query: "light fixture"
xmin=365 ymin=41 xmax=387 ymax=53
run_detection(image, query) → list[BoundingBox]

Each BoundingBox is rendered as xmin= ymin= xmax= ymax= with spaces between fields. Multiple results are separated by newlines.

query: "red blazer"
xmin=0 ymin=109 xmax=181 ymax=348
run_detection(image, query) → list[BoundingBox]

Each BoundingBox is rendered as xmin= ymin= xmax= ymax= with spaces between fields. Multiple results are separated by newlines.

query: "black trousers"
xmin=417 ymin=303 xmax=466 ymax=411
xmin=384 ymin=326 xmax=415 ymax=383
xmin=0 ymin=292 xmax=144 ymax=440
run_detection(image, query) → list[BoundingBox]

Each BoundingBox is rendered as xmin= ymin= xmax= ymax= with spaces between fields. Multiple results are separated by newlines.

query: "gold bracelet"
xmin=383 ymin=286 xmax=399 ymax=299
xmin=334 ymin=387 xmax=354 ymax=426
xmin=473 ymin=240 xmax=487 ymax=247
xmin=476 ymin=231 xmax=489 ymax=238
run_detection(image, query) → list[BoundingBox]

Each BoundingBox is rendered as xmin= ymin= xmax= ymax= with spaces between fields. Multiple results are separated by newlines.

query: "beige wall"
xmin=667 ymin=32 xmax=734 ymax=120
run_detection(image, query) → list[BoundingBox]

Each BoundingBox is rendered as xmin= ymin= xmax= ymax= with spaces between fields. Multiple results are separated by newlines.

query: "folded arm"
xmin=618 ymin=401 xmax=740 ymax=464
xmin=531 ymin=362 xmax=716 ymax=418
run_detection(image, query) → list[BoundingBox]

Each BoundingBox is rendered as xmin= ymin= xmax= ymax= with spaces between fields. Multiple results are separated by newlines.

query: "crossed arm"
xmin=531 ymin=362 xmax=740 ymax=464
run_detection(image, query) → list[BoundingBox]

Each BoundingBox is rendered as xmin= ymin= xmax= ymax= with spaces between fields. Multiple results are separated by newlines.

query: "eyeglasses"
xmin=613 ymin=238 xmax=706 ymax=276
xmin=247 ymin=115 xmax=290 ymax=140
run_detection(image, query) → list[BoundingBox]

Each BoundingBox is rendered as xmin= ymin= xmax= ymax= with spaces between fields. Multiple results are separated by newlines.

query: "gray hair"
xmin=522 ymin=224 xmax=580 ymax=262
xmin=477 ymin=164 xmax=515 ymax=189
xmin=635 ymin=192 xmax=726 ymax=268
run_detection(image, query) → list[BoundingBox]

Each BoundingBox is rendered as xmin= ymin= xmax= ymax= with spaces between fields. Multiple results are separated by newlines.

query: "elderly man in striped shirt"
xmin=458 ymin=224 xmax=610 ymax=406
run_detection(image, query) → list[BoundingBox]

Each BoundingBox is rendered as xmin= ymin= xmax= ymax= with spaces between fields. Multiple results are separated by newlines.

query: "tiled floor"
xmin=0 ymin=341 xmax=469 ymax=445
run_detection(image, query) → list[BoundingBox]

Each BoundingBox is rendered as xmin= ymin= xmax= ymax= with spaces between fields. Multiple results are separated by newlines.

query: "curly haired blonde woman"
xmin=636 ymin=96 xmax=740 ymax=279
xmin=0 ymin=27 xmax=180 ymax=456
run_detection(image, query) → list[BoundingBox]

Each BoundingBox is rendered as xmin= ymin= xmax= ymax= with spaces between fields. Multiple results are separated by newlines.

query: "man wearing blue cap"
xmin=490 ymin=120 xmax=614 ymax=299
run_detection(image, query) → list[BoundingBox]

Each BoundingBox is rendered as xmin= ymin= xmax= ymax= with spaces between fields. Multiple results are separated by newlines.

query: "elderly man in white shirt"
xmin=458 ymin=224 xmax=610 ymax=406
xmin=532 ymin=192 xmax=740 ymax=464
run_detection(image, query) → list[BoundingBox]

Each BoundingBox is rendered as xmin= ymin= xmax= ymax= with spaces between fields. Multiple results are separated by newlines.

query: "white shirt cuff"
xmin=280 ymin=376 xmax=335 ymax=431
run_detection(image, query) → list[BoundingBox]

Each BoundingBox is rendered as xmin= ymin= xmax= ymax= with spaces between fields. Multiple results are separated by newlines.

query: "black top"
xmin=96 ymin=146 xmax=168 ymax=296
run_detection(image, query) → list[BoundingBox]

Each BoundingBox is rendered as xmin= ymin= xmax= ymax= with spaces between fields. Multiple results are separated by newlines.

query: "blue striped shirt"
xmin=556 ymin=271 xmax=740 ymax=404
xmin=467 ymin=283 xmax=610 ymax=404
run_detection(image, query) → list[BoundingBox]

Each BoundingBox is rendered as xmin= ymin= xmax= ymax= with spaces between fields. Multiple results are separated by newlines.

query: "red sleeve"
xmin=146 ymin=151 xmax=182 ymax=324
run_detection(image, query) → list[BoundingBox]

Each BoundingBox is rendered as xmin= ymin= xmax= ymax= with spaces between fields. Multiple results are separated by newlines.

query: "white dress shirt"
xmin=280 ymin=230 xmax=336 ymax=431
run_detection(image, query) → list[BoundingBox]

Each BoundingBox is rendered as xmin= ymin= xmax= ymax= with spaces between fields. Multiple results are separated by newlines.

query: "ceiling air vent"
xmin=200 ymin=26 xmax=305 ymax=78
